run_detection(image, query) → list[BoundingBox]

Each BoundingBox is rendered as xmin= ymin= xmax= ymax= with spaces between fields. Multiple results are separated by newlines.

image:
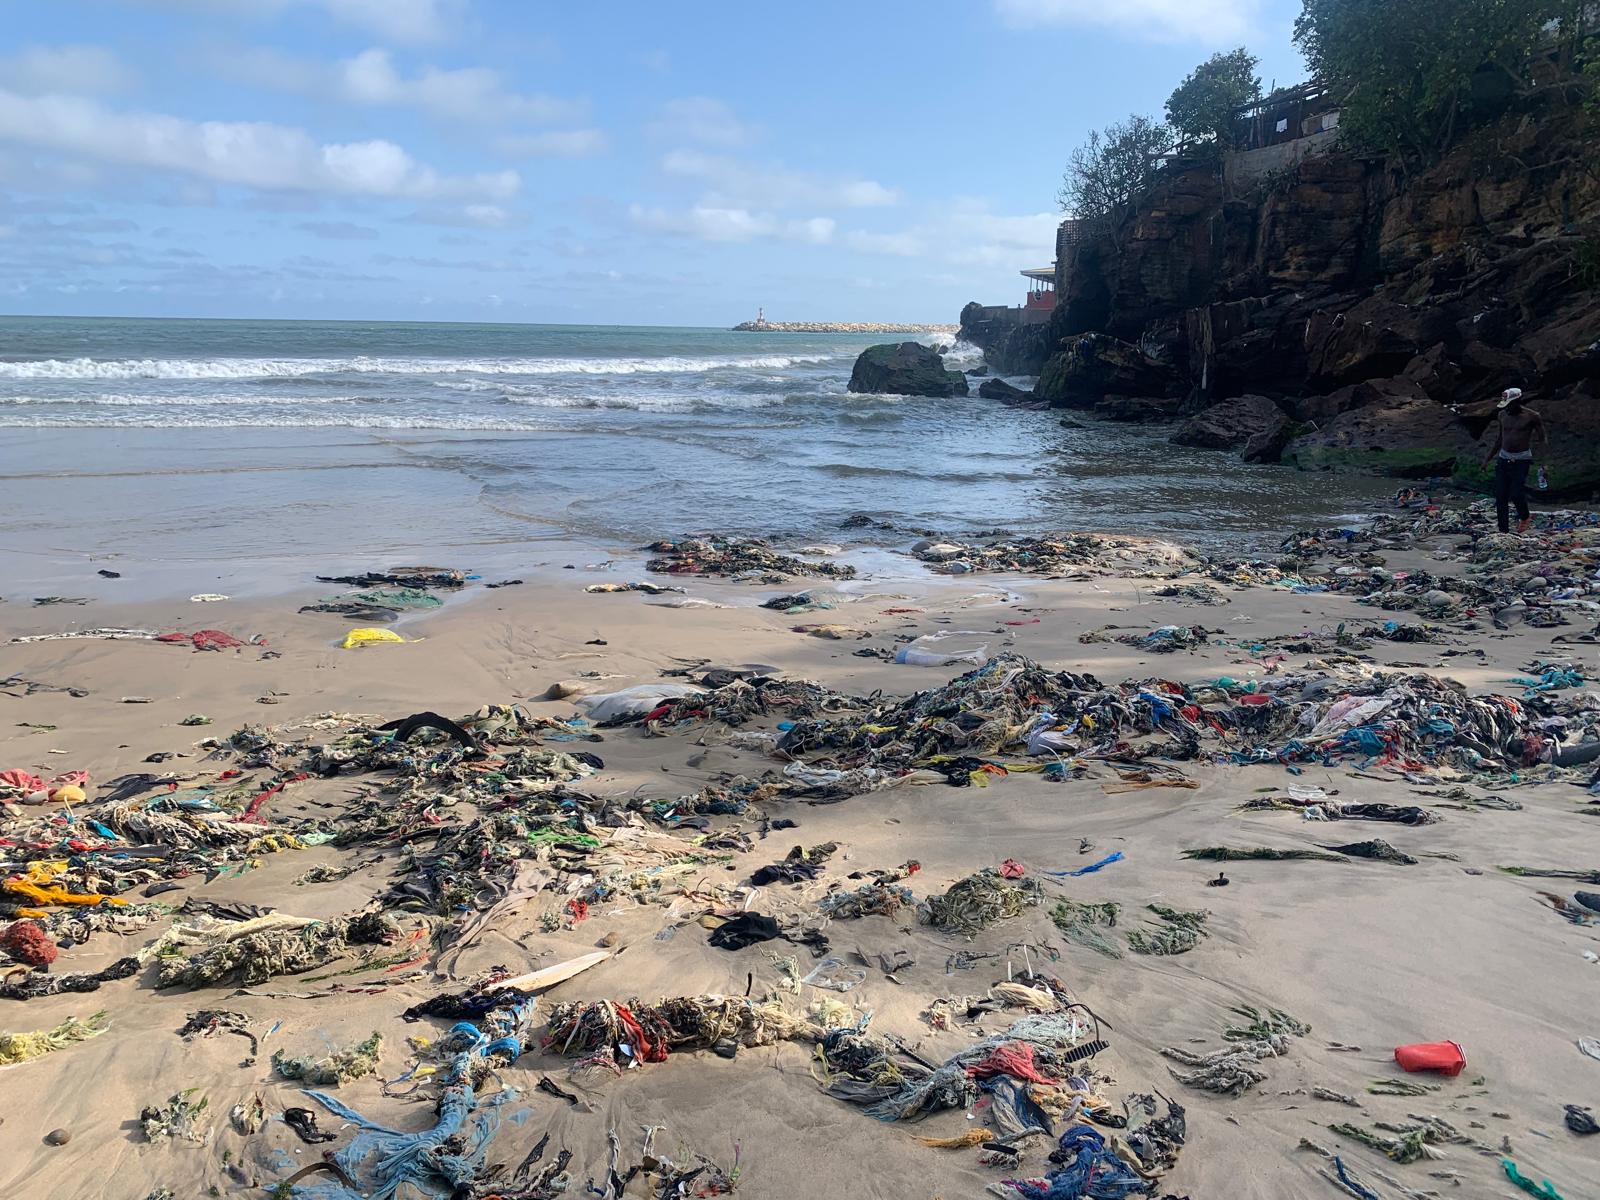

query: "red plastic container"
xmin=1394 ymin=1040 xmax=1466 ymax=1076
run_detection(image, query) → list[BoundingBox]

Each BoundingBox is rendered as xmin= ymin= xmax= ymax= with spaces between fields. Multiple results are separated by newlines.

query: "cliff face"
xmin=981 ymin=106 xmax=1600 ymax=495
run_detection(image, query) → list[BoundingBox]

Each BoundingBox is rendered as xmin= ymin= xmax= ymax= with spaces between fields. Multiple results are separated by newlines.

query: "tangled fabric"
xmin=1004 ymin=1125 xmax=1151 ymax=1199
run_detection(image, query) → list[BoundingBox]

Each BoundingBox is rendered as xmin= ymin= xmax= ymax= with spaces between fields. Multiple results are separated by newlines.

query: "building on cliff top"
xmin=1223 ymin=80 xmax=1342 ymax=198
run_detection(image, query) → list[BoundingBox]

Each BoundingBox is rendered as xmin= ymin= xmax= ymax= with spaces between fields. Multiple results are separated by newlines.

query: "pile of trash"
xmin=300 ymin=587 xmax=443 ymax=624
xmin=909 ymin=533 xmax=1199 ymax=578
xmin=314 ymin=567 xmax=466 ymax=590
xmin=752 ymin=653 xmax=1600 ymax=793
xmin=1274 ymin=501 xmax=1600 ymax=631
xmin=1079 ymin=625 xmax=1214 ymax=653
xmin=644 ymin=536 xmax=856 ymax=580
xmin=581 ymin=671 xmax=857 ymax=732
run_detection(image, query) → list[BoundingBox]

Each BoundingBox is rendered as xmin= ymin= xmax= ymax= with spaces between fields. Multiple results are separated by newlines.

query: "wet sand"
xmin=2 ymin=536 xmax=1598 ymax=1200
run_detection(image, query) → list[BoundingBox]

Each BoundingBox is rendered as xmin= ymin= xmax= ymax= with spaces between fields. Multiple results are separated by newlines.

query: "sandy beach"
xmin=4 ymin=512 xmax=1598 ymax=1200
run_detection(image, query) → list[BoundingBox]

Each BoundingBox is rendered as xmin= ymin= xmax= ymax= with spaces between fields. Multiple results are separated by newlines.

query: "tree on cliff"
xmin=1057 ymin=115 xmax=1174 ymax=237
xmin=1294 ymin=0 xmax=1577 ymax=160
xmin=1165 ymin=48 xmax=1262 ymax=157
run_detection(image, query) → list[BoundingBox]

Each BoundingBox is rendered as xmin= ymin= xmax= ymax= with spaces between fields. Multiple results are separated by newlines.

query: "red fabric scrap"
xmin=966 ymin=1041 xmax=1059 ymax=1085
xmin=614 ymin=1003 xmax=667 ymax=1063
xmin=564 ymin=898 xmax=589 ymax=923
xmin=192 ymin=629 xmax=244 ymax=651
xmin=158 ymin=629 xmax=246 ymax=651
xmin=235 ymin=772 xmax=308 ymax=823
xmin=998 ymin=858 xmax=1026 ymax=879
xmin=0 ymin=769 xmax=46 ymax=794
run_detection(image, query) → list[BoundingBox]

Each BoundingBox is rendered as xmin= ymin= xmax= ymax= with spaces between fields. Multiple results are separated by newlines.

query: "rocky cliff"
xmin=962 ymin=105 xmax=1600 ymax=495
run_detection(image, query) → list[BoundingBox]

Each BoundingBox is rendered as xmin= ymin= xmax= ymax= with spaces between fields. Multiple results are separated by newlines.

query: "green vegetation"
xmin=1294 ymin=0 xmax=1593 ymax=161
xmin=1060 ymin=2 xmax=1598 ymax=233
xmin=1576 ymin=235 xmax=1600 ymax=288
xmin=1056 ymin=114 xmax=1173 ymax=233
xmin=1165 ymin=48 xmax=1262 ymax=157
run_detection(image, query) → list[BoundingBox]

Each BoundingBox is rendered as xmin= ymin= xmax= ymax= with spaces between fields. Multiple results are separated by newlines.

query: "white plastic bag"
xmin=893 ymin=631 xmax=991 ymax=667
xmin=577 ymin=684 xmax=701 ymax=723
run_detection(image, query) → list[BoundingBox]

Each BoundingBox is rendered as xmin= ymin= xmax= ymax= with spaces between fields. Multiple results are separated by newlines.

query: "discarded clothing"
xmin=1005 ymin=1125 xmax=1149 ymax=1200
xmin=708 ymin=912 xmax=783 ymax=950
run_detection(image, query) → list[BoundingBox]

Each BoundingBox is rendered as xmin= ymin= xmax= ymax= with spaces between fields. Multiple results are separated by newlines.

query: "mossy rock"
xmin=1287 ymin=445 xmax=1460 ymax=478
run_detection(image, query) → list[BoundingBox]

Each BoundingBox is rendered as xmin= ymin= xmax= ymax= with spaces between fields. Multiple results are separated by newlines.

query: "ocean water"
xmin=0 ymin=316 xmax=1393 ymax=589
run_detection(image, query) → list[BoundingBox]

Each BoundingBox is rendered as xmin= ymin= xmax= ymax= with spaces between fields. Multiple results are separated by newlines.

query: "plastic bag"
xmin=577 ymin=684 xmax=701 ymax=723
xmin=340 ymin=628 xmax=406 ymax=650
xmin=894 ymin=631 xmax=990 ymax=667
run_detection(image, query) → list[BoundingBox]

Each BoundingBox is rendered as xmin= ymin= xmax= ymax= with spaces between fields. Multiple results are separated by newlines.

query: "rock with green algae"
xmin=1283 ymin=394 xmax=1477 ymax=479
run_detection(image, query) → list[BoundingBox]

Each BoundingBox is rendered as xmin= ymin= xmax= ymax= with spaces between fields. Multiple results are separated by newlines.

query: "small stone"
xmin=597 ymin=931 xmax=620 ymax=948
xmin=45 ymin=1128 xmax=71 ymax=1146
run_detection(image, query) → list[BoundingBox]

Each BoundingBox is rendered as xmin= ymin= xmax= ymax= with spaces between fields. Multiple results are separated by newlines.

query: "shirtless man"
xmin=1480 ymin=387 xmax=1548 ymax=534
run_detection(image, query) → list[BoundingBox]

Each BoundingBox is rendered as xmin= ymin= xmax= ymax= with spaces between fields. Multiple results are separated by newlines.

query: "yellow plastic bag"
xmin=341 ymin=628 xmax=407 ymax=650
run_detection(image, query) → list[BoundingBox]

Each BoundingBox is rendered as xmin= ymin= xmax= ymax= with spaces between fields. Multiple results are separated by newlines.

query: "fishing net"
xmin=273 ymin=1032 xmax=384 ymax=1085
xmin=0 ymin=1011 xmax=109 ymax=1065
xmin=920 ymin=870 xmax=1044 ymax=935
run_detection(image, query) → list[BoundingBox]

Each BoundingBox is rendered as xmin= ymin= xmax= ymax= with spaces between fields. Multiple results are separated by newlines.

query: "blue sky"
xmin=0 ymin=0 xmax=1308 ymax=325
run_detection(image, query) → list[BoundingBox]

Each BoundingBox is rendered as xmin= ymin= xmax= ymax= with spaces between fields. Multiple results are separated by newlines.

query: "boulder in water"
xmin=978 ymin=377 xmax=1031 ymax=402
xmin=847 ymin=342 xmax=969 ymax=398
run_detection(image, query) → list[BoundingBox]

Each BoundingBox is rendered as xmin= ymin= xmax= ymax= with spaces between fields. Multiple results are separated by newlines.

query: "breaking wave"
xmin=0 ymin=352 xmax=847 ymax=381
xmin=0 ymin=413 xmax=566 ymax=431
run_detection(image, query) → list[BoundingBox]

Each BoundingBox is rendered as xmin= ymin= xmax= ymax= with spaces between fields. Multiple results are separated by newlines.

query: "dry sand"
xmin=2 ymin=543 xmax=1597 ymax=1200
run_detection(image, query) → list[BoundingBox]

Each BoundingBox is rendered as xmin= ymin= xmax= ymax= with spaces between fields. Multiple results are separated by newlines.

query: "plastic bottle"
xmin=1537 ymin=466 xmax=1549 ymax=490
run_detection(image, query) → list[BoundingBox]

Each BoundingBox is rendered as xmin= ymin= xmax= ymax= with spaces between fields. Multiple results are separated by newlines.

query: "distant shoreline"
xmin=731 ymin=320 xmax=958 ymax=333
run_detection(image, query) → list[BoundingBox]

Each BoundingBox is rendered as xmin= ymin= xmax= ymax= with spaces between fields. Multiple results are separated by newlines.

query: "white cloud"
xmin=495 ymin=129 xmax=609 ymax=158
xmin=0 ymin=89 xmax=520 ymax=201
xmin=337 ymin=49 xmax=583 ymax=124
xmin=1 ymin=45 xmax=137 ymax=96
xmin=407 ymin=203 xmax=523 ymax=228
xmin=992 ymin=0 xmax=1261 ymax=42
xmin=323 ymin=0 xmax=462 ymax=42
xmin=660 ymin=151 xmax=898 ymax=211
xmin=123 ymin=0 xmax=463 ymax=44
xmin=844 ymin=204 xmax=1059 ymax=269
xmin=629 ymin=204 xmax=835 ymax=245
xmin=648 ymin=97 xmax=757 ymax=147
xmin=789 ymin=217 xmax=838 ymax=245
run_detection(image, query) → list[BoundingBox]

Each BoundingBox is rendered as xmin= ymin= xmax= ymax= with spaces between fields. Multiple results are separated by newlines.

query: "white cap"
xmin=1497 ymin=387 xmax=1523 ymax=409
